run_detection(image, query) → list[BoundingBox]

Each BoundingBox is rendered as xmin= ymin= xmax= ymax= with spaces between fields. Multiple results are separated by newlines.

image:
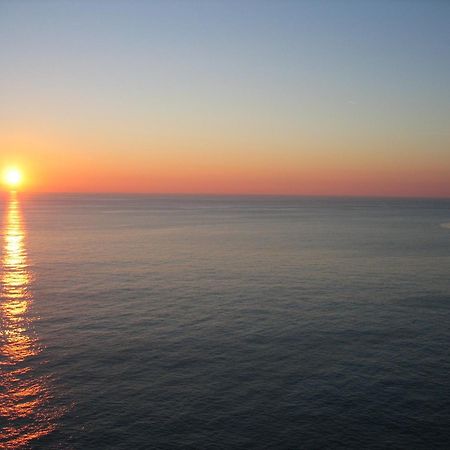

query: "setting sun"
xmin=3 ymin=168 xmax=23 ymax=189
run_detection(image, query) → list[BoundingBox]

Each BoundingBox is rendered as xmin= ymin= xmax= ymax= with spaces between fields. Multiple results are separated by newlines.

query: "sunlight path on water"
xmin=0 ymin=193 xmax=61 ymax=448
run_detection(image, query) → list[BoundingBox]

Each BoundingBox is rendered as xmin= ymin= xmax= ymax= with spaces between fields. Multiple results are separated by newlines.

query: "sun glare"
xmin=3 ymin=168 xmax=23 ymax=189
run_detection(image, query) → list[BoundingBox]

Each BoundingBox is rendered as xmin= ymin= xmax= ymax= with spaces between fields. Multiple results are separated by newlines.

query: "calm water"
xmin=1 ymin=193 xmax=450 ymax=449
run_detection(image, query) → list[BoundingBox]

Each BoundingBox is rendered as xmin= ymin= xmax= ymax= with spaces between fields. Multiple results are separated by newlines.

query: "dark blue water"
xmin=1 ymin=194 xmax=450 ymax=448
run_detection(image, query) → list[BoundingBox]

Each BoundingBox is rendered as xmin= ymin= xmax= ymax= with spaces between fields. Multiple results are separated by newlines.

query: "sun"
xmin=3 ymin=167 xmax=23 ymax=189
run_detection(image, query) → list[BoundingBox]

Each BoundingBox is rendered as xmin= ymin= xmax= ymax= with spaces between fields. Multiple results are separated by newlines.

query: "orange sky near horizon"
xmin=2 ymin=125 xmax=450 ymax=197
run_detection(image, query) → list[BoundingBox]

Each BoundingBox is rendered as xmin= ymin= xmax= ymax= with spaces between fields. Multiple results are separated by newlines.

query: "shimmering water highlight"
xmin=0 ymin=194 xmax=60 ymax=448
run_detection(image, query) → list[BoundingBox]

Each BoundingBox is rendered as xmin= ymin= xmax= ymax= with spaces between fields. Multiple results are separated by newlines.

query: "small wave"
xmin=440 ymin=222 xmax=450 ymax=229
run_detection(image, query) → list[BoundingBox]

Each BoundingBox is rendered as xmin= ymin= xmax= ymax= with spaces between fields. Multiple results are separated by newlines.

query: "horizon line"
xmin=3 ymin=190 xmax=450 ymax=200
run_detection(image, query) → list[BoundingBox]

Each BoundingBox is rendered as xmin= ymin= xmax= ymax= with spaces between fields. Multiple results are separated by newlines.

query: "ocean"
xmin=1 ymin=193 xmax=450 ymax=449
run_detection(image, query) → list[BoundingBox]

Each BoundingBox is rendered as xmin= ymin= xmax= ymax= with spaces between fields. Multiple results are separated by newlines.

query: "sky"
xmin=1 ymin=0 xmax=450 ymax=196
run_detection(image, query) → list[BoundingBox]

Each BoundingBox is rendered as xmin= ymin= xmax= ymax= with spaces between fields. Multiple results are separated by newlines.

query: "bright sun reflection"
xmin=3 ymin=168 xmax=23 ymax=189
xmin=0 ymin=193 xmax=61 ymax=448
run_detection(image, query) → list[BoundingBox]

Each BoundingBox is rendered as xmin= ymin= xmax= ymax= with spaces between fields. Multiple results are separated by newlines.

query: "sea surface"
xmin=1 ymin=193 xmax=450 ymax=449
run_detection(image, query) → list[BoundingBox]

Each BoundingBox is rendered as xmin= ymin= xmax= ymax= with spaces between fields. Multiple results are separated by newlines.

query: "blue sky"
xmin=1 ymin=0 xmax=450 ymax=195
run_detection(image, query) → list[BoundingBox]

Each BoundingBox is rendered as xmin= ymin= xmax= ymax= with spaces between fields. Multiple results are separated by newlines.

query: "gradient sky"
xmin=1 ymin=0 xmax=450 ymax=196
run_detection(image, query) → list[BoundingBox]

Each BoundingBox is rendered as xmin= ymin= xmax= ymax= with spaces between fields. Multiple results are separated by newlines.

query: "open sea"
xmin=1 ymin=193 xmax=449 ymax=449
